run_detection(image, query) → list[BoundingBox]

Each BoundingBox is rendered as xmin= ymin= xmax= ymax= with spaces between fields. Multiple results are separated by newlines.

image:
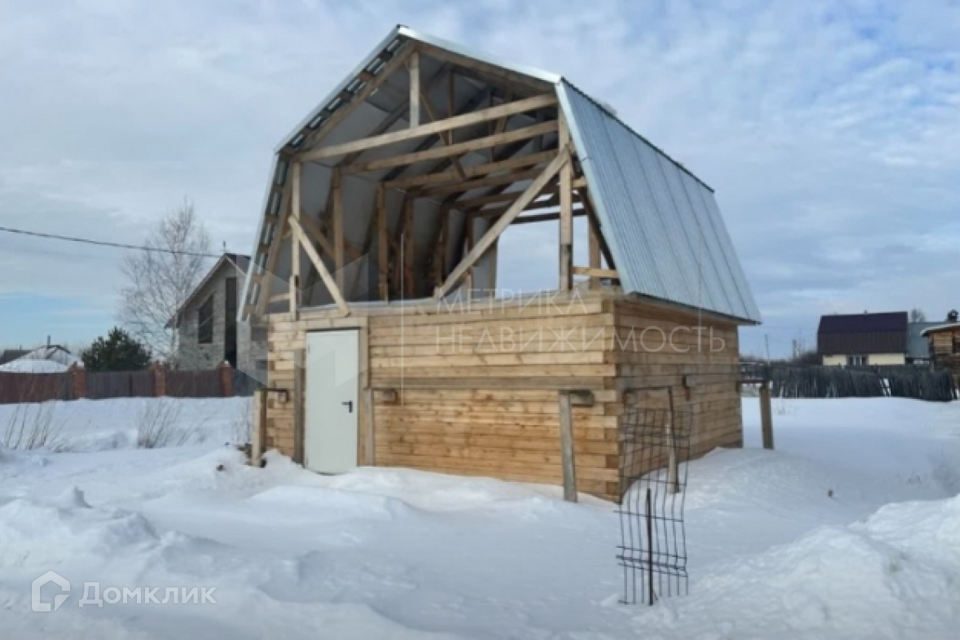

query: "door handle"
xmin=342 ymin=401 xmax=353 ymax=413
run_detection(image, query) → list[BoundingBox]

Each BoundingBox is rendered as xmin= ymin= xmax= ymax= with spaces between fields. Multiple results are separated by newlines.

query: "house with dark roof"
xmin=169 ymin=253 xmax=266 ymax=374
xmin=817 ymin=311 xmax=908 ymax=366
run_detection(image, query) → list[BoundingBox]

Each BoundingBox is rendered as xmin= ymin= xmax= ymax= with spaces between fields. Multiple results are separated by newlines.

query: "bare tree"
xmin=118 ymin=201 xmax=211 ymax=365
xmin=910 ymin=308 xmax=927 ymax=323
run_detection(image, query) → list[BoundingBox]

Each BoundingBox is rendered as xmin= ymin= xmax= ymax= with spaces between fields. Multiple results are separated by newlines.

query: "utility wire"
xmin=0 ymin=225 xmax=222 ymax=258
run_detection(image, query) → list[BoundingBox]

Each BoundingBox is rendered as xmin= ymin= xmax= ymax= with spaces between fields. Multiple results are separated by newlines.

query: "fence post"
xmin=557 ymin=390 xmax=578 ymax=503
xmin=218 ymin=361 xmax=234 ymax=397
xmin=68 ymin=362 xmax=87 ymax=400
xmin=151 ymin=361 xmax=167 ymax=397
xmin=760 ymin=381 xmax=774 ymax=450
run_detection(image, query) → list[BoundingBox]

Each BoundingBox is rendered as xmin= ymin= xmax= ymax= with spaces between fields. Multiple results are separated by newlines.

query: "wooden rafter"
xmin=408 ymin=50 xmax=420 ymax=128
xmin=573 ymin=266 xmax=618 ymax=279
xmin=298 ymin=94 xmax=556 ymax=163
xmin=558 ymin=112 xmax=573 ymax=291
xmin=383 ymin=149 xmax=555 ymax=191
xmin=436 ymin=149 xmax=571 ymax=298
xmin=288 ymin=216 xmax=349 ymax=316
xmin=344 ymin=120 xmax=557 ymax=175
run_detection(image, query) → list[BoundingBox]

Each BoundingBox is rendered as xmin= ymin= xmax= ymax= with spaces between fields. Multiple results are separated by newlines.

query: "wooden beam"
xmin=383 ymin=150 xmax=555 ymax=190
xmin=332 ymin=168 xmax=345 ymax=294
xmin=577 ymin=187 xmax=616 ymax=271
xmin=403 ymin=197 xmax=415 ymax=297
xmin=558 ymin=390 xmax=578 ymax=503
xmin=408 ymin=50 xmax=420 ymax=128
xmin=421 ymin=167 xmax=543 ymax=198
xmin=377 ymin=185 xmax=388 ymax=301
xmin=509 ymin=210 xmax=587 ymax=225
xmin=288 ymin=215 xmax=349 ymax=316
xmin=290 ymin=162 xmax=302 ymax=315
xmin=589 ymin=217 xmax=602 ymax=290
xmin=437 ymin=149 xmax=570 ymax=298
xmin=344 ymin=120 xmax=558 ymax=175
xmin=558 ymin=113 xmax=573 ymax=292
xmin=299 ymin=94 xmax=557 ymax=163
xmin=760 ymin=381 xmax=774 ymax=450
xmin=572 ymin=266 xmax=619 ymax=279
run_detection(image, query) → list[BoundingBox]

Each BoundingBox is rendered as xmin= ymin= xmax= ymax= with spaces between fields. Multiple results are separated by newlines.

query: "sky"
xmin=1 ymin=0 xmax=959 ymax=357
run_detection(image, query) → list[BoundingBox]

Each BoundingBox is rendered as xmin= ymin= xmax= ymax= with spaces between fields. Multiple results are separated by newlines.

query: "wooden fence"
xmin=767 ymin=365 xmax=957 ymax=402
xmin=0 ymin=363 xmax=262 ymax=405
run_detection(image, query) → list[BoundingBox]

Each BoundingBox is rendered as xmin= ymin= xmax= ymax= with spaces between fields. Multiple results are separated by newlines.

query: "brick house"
xmin=170 ymin=253 xmax=266 ymax=375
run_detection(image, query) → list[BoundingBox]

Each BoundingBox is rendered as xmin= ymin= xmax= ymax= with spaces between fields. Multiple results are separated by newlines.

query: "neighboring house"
xmin=169 ymin=253 xmax=266 ymax=374
xmin=818 ymin=311 xmax=908 ymax=366
xmin=238 ymin=28 xmax=761 ymax=501
xmin=0 ymin=345 xmax=79 ymax=373
xmin=907 ymin=321 xmax=941 ymax=364
xmin=0 ymin=349 xmax=28 ymax=366
xmin=920 ymin=311 xmax=960 ymax=374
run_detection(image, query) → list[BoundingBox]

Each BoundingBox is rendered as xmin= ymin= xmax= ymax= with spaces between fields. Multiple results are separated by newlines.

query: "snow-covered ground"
xmin=1 ymin=396 xmax=958 ymax=638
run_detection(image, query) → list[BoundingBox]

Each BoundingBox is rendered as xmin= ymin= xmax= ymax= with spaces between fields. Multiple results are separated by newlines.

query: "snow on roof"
xmin=920 ymin=322 xmax=960 ymax=336
xmin=0 ymin=358 xmax=69 ymax=373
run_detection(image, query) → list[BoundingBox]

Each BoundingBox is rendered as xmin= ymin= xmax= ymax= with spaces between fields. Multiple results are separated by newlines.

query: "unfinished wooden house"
xmin=241 ymin=27 xmax=761 ymax=501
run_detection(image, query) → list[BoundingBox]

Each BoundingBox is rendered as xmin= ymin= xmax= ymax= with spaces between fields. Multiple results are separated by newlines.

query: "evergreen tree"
xmin=82 ymin=327 xmax=152 ymax=371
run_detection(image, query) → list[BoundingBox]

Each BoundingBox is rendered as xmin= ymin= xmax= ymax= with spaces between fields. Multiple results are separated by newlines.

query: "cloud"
xmin=1 ymin=0 xmax=958 ymax=352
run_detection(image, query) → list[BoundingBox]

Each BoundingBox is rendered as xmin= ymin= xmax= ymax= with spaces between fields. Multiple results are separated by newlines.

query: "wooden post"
xmin=251 ymin=388 xmax=266 ymax=464
xmin=293 ymin=350 xmax=305 ymax=464
xmin=558 ymin=113 xmax=573 ymax=291
xmin=377 ymin=185 xmax=388 ymax=301
xmin=558 ymin=390 xmax=578 ymax=502
xmin=363 ymin=387 xmax=375 ymax=466
xmin=408 ymin=51 xmax=420 ymax=128
xmin=290 ymin=161 xmax=302 ymax=315
xmin=760 ymin=381 xmax=774 ymax=450
xmin=666 ymin=387 xmax=679 ymax=494
xmin=588 ymin=222 xmax=601 ymax=290
xmin=332 ymin=168 xmax=345 ymax=295
xmin=151 ymin=361 xmax=167 ymax=397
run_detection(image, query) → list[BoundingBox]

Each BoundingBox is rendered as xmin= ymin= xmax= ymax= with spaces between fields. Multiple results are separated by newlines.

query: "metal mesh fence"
xmin=617 ymin=405 xmax=692 ymax=605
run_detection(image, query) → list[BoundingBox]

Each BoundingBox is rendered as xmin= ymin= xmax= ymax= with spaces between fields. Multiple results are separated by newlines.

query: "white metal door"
xmin=305 ymin=330 xmax=359 ymax=474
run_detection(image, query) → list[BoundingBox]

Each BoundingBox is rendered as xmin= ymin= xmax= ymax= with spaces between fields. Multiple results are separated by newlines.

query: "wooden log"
xmin=558 ymin=390 xmax=578 ymax=502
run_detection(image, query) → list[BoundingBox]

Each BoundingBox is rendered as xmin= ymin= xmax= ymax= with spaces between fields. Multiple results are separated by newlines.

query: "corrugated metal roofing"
xmin=242 ymin=26 xmax=761 ymax=324
xmin=818 ymin=312 xmax=908 ymax=334
xmin=558 ymin=82 xmax=760 ymax=322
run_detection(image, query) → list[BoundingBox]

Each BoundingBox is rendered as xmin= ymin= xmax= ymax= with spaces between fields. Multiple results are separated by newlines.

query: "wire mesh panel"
xmin=617 ymin=406 xmax=692 ymax=605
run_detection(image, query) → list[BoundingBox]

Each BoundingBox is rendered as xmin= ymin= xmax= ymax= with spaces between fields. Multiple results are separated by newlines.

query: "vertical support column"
xmin=377 ymin=184 xmax=388 ymax=301
xmin=332 ymin=167 xmax=345 ymax=295
xmin=293 ymin=349 xmax=305 ymax=464
xmin=558 ymin=113 xmax=573 ymax=291
xmin=290 ymin=161 xmax=302 ymax=316
xmin=403 ymin=197 xmax=415 ymax=297
xmin=558 ymin=390 xmax=578 ymax=503
xmin=666 ymin=387 xmax=679 ymax=494
xmin=251 ymin=388 xmax=265 ymax=464
xmin=408 ymin=50 xmax=420 ymax=128
xmin=464 ymin=212 xmax=474 ymax=302
xmin=68 ymin=362 xmax=87 ymax=400
xmin=760 ymin=381 xmax=774 ymax=450
xmin=589 ymin=218 xmax=602 ymax=290
xmin=363 ymin=387 xmax=375 ymax=466
xmin=218 ymin=361 xmax=234 ymax=398
xmin=151 ymin=361 xmax=167 ymax=397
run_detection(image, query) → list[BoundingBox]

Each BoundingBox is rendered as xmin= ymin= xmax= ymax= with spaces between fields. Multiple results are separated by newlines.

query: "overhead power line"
xmin=0 ymin=225 xmax=222 ymax=259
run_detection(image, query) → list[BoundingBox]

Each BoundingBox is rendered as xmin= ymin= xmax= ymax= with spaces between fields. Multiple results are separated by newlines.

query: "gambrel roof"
xmin=242 ymin=26 xmax=760 ymax=323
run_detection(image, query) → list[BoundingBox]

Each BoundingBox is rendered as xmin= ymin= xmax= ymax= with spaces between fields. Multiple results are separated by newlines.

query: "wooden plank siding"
xmin=262 ymin=292 xmax=744 ymax=502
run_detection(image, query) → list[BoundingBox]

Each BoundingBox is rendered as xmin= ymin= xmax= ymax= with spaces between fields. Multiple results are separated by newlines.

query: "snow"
xmin=0 ymin=396 xmax=958 ymax=638
xmin=0 ymin=359 xmax=68 ymax=373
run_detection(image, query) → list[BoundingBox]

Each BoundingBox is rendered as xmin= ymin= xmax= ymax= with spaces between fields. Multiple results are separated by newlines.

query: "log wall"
xmin=263 ymin=292 xmax=743 ymax=501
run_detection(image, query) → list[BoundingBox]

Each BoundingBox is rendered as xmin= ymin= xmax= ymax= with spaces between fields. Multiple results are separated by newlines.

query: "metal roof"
xmin=817 ymin=312 xmax=908 ymax=334
xmin=558 ymin=82 xmax=760 ymax=322
xmin=242 ymin=27 xmax=761 ymax=324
